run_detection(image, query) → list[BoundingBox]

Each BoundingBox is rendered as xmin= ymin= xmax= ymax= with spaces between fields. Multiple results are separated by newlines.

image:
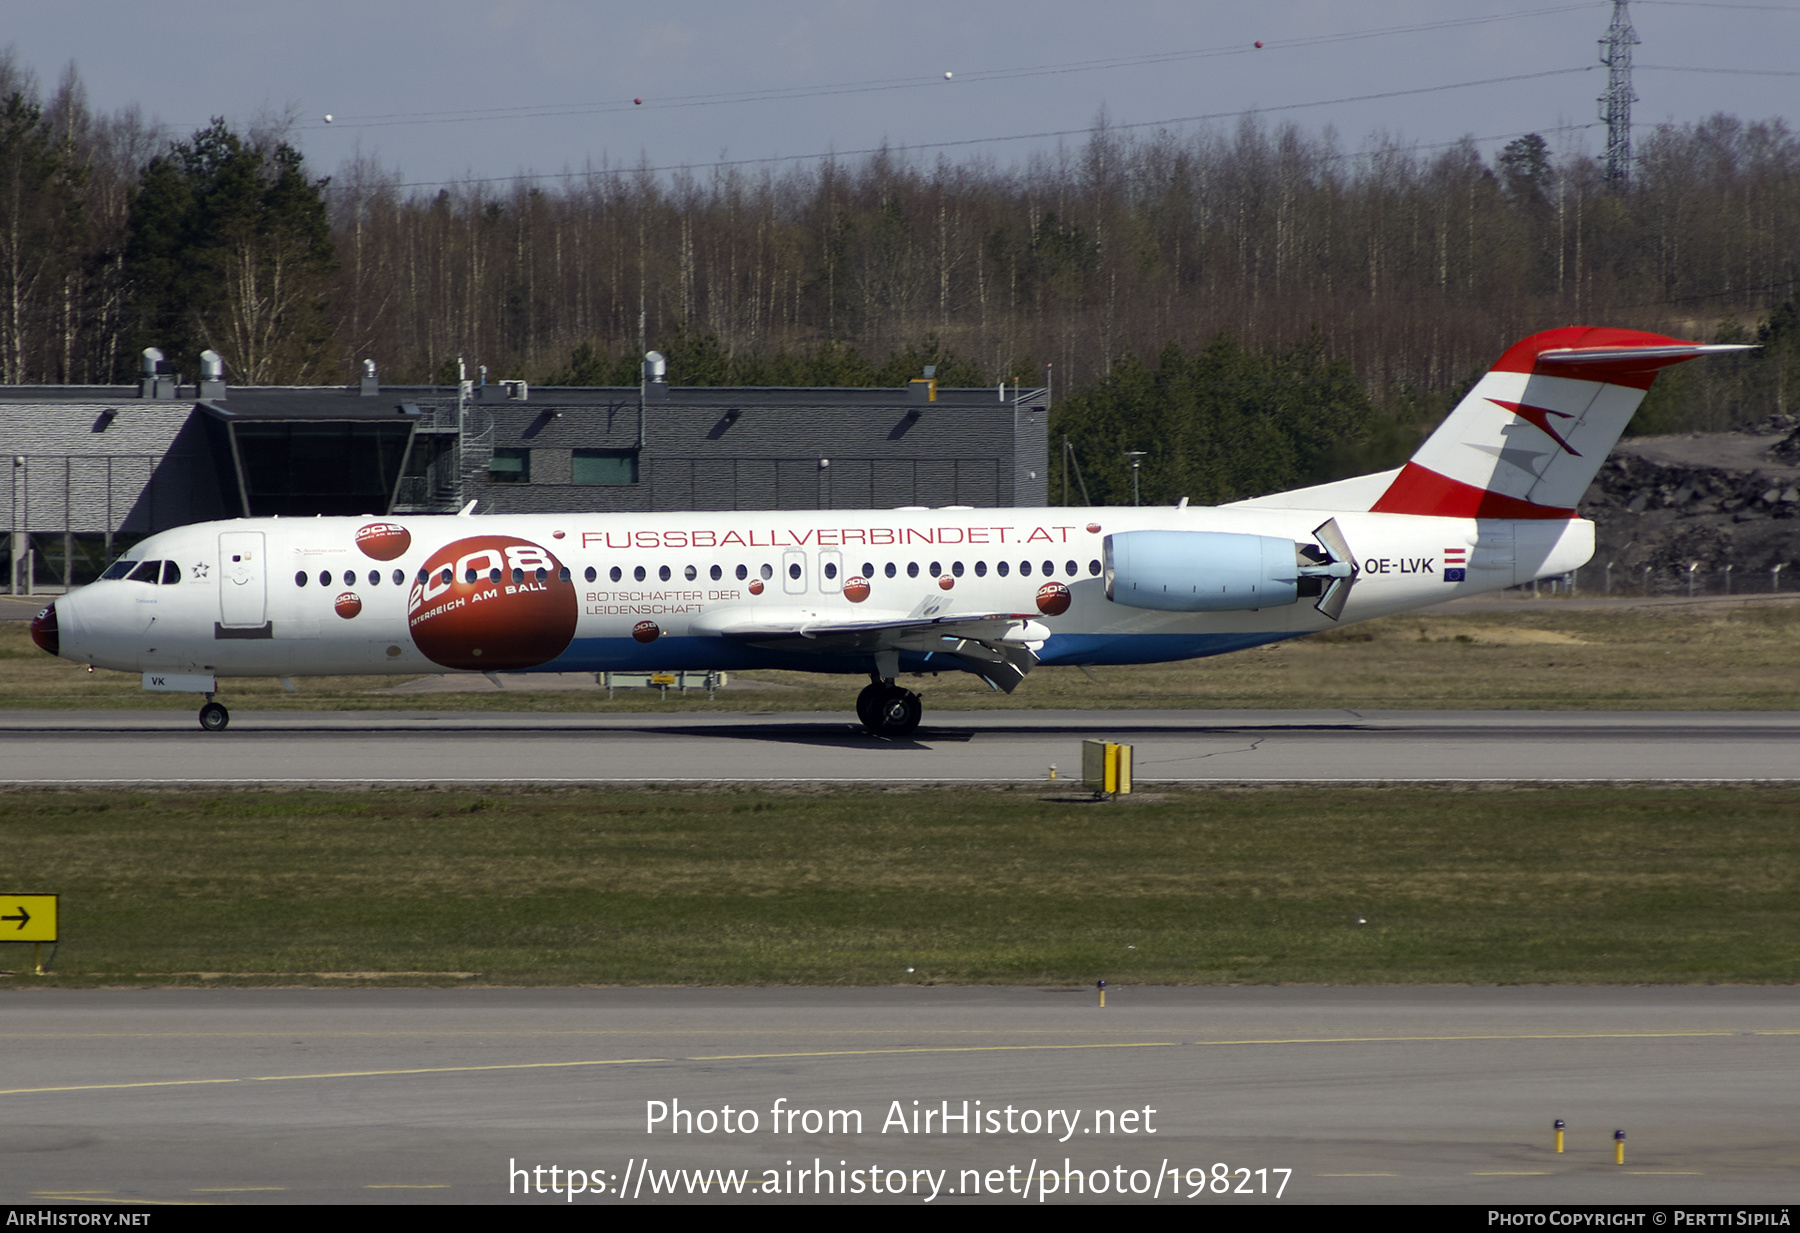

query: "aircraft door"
xmin=218 ymin=531 xmax=267 ymax=628
xmin=782 ymin=549 xmax=808 ymax=595
xmin=818 ymin=549 xmax=842 ymax=595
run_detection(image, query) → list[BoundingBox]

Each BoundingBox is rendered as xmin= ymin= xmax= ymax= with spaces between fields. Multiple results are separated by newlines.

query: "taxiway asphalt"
xmin=2 ymin=987 xmax=1794 ymax=1206
xmin=0 ymin=708 xmax=1795 ymax=785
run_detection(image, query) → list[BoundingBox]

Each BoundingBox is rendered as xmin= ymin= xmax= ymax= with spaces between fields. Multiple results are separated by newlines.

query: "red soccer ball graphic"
xmin=334 ymin=592 xmax=362 ymax=619
xmin=633 ymin=620 xmax=660 ymax=644
xmin=843 ymin=576 xmax=870 ymax=603
xmin=748 ymin=579 xmax=765 ymax=595
xmin=355 ymin=521 xmax=412 ymax=561
xmin=1036 ymin=581 xmax=1072 ymax=616
xmin=1085 ymin=522 xmax=1102 ymax=535
xmin=407 ymin=534 xmax=578 ymax=671
xmin=938 ymin=574 xmax=954 ymax=590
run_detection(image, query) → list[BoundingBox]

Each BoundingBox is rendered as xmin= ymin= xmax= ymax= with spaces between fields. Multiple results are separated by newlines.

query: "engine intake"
xmin=1103 ymin=530 xmax=1350 ymax=613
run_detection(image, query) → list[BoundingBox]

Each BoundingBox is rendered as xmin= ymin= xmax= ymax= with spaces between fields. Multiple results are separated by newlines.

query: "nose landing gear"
xmin=198 ymin=699 xmax=230 ymax=732
xmin=856 ymin=675 xmax=922 ymax=737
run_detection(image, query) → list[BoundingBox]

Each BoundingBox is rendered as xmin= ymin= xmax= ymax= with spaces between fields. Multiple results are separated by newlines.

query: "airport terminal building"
xmin=1 ymin=357 xmax=1049 ymax=593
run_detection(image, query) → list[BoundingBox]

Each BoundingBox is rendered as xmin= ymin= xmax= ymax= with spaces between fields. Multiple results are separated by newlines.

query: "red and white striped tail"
xmin=1370 ymin=327 xmax=1751 ymax=519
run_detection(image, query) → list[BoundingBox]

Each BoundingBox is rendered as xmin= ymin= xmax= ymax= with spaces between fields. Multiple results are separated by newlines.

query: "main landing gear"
xmin=198 ymin=698 xmax=230 ymax=732
xmin=856 ymin=675 xmax=922 ymax=738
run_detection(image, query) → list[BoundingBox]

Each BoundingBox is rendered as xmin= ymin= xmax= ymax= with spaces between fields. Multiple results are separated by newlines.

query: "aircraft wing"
xmin=689 ymin=603 xmax=1051 ymax=692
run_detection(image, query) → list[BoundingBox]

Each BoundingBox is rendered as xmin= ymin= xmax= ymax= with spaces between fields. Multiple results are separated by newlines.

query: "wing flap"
xmin=689 ymin=604 xmax=1049 ymax=693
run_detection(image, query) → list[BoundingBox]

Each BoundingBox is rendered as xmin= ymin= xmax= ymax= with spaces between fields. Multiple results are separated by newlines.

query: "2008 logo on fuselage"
xmin=406 ymin=534 xmax=578 ymax=671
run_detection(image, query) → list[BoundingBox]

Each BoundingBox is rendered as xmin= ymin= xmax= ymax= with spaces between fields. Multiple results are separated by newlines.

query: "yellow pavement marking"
xmin=2 ymin=1041 xmax=1174 ymax=1097
xmin=1192 ymin=1030 xmax=1796 ymax=1046
xmin=193 ymin=1187 xmax=287 ymax=1192
xmin=1 ymin=1078 xmax=240 ymax=1096
xmin=1318 ymin=1172 xmax=1397 ymax=1177
xmin=33 ymin=1195 xmax=214 ymax=1206
xmin=0 ymin=1028 xmax=1185 ymax=1040
xmin=1627 ymin=1171 xmax=1704 ymax=1175
xmin=365 ymin=1184 xmax=450 ymax=1189
xmin=1471 ymin=1171 xmax=1552 ymax=1175
xmin=2 ymin=1029 xmax=1785 ymax=1100
xmin=246 ymin=1058 xmax=665 ymax=1081
xmin=8 ymin=1026 xmax=1797 ymax=1043
xmin=692 ymin=1042 xmax=1179 ymax=1060
xmin=1 ymin=1059 xmax=662 ymax=1096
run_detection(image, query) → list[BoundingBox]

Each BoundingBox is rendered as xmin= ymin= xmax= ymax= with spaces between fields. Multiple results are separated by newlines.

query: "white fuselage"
xmin=49 ymin=505 xmax=1592 ymax=681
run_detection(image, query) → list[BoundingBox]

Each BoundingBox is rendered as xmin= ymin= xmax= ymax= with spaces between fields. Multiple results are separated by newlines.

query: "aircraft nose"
xmin=29 ymin=601 xmax=59 ymax=657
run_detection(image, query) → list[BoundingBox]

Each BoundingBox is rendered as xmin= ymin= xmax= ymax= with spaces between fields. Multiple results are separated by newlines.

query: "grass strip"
xmin=2 ymin=785 xmax=1796 ymax=987
xmin=5 ymin=601 xmax=1800 ymax=712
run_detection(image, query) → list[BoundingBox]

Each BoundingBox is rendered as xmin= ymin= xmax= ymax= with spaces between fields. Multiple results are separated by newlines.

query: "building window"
xmin=572 ymin=449 xmax=638 ymax=485
xmin=489 ymin=448 xmax=530 ymax=484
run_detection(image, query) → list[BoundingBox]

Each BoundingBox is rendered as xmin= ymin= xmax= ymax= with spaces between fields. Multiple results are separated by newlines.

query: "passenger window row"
xmin=293 ymin=566 xmax=577 ymax=588
xmin=578 ymin=559 xmax=1104 ymax=583
xmin=296 ymin=569 xmax=409 ymax=588
xmin=288 ymin=559 xmax=1104 ymax=590
xmin=582 ymin=563 xmax=776 ymax=584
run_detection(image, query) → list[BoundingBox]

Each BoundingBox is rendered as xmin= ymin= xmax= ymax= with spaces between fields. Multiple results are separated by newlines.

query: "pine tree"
xmin=122 ymin=119 xmax=335 ymax=383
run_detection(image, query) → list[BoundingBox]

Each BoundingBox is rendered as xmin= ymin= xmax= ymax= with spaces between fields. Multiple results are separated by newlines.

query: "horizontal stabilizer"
xmin=1370 ymin=327 xmax=1755 ymax=519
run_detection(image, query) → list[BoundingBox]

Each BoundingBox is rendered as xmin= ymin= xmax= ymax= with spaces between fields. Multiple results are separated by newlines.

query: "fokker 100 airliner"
xmin=29 ymin=328 xmax=1748 ymax=735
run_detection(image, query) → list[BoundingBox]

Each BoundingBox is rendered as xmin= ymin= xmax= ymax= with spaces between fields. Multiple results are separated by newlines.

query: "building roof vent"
xmin=140 ymin=347 xmax=179 ymax=399
xmin=199 ymin=350 xmax=226 ymax=400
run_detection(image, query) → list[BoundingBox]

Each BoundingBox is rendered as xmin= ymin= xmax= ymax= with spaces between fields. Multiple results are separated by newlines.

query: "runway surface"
xmin=1 ymin=707 xmax=1796 ymax=785
xmin=2 ymin=987 xmax=1795 ymax=1206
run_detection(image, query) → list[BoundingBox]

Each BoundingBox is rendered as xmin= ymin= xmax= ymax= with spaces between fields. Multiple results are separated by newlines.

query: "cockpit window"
xmin=161 ymin=561 xmax=181 ymax=585
xmin=128 ymin=560 xmax=162 ymax=583
xmin=101 ymin=560 xmax=138 ymax=581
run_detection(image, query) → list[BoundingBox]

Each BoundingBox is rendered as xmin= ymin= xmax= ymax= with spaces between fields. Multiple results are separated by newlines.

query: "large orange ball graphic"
xmin=356 ymin=522 xmax=412 ymax=561
xmin=1035 ymin=581 xmax=1072 ymax=616
xmin=407 ymin=534 xmax=577 ymax=671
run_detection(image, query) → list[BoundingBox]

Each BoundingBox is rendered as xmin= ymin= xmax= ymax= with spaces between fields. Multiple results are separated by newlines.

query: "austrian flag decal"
xmin=1444 ymin=547 xmax=1467 ymax=583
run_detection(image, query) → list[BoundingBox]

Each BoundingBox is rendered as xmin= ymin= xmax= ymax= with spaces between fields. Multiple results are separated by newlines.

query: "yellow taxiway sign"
xmin=2 ymin=895 xmax=57 ymax=943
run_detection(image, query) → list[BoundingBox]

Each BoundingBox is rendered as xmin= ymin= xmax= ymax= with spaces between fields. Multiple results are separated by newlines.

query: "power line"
xmin=1633 ymin=1 xmax=1800 ymax=10
xmin=382 ymin=67 xmax=1597 ymax=191
xmin=300 ymin=5 xmax=1596 ymax=134
xmin=1638 ymin=63 xmax=1800 ymax=74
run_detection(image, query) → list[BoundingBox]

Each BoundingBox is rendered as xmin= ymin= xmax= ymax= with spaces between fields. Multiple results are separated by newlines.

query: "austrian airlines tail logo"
xmin=1487 ymin=399 xmax=1581 ymax=456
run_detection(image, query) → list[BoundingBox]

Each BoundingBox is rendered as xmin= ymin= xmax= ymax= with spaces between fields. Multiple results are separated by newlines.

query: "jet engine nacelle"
xmin=1104 ymin=530 xmax=1333 ymax=613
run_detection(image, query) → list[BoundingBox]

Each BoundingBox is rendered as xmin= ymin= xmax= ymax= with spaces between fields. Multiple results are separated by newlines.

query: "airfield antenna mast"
xmin=1598 ymin=0 xmax=1639 ymax=185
